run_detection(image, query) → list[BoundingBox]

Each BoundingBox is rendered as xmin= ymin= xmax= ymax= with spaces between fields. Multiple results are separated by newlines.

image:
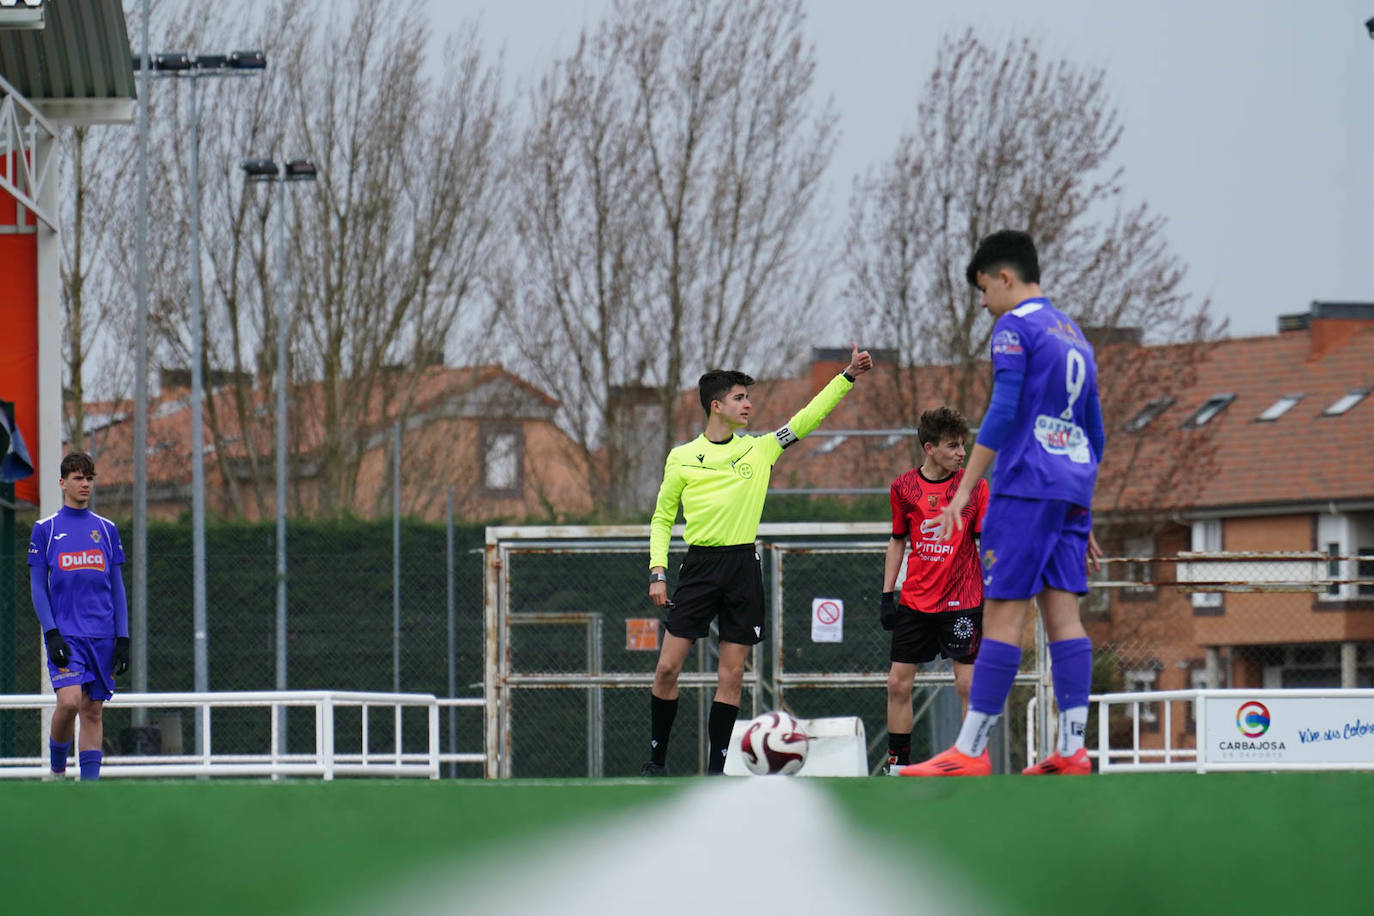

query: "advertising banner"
xmin=1203 ymin=696 xmax=1374 ymax=766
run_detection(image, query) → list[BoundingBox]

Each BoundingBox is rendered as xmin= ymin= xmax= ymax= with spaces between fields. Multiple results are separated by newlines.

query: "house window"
xmin=1184 ymin=394 xmax=1235 ymax=429
xmin=1123 ymin=534 xmax=1156 ymax=597
xmin=1124 ymin=667 xmax=1159 ymax=727
xmin=1123 ymin=397 xmax=1173 ymax=432
xmin=1318 ymin=513 xmax=1374 ymax=602
xmin=1320 ymin=388 xmax=1370 ymax=417
xmin=481 ymin=424 xmax=523 ymax=497
xmin=1256 ymin=394 xmax=1302 ymax=422
xmin=1190 ymin=519 xmax=1222 ymax=609
xmin=1082 ymin=561 xmax=1110 ymax=615
xmin=1326 ymin=542 xmax=1343 ymax=597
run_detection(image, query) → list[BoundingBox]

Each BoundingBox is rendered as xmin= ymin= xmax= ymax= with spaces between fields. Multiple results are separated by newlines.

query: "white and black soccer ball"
xmin=739 ymin=710 xmax=809 ymax=776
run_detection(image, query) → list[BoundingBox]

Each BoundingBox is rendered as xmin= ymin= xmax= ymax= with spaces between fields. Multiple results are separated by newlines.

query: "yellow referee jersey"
xmin=648 ymin=373 xmax=854 ymax=569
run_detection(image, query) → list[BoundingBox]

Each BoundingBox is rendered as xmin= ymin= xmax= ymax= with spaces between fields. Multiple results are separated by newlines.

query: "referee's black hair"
xmin=60 ymin=451 xmax=96 ymax=478
xmin=965 ymin=229 xmax=1040 ymax=288
xmin=699 ymin=370 xmax=755 ymax=416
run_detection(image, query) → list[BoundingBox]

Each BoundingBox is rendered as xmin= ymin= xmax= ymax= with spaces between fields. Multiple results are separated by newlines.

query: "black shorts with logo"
xmin=889 ymin=604 xmax=983 ymax=665
xmin=666 ymin=544 xmax=765 ymax=645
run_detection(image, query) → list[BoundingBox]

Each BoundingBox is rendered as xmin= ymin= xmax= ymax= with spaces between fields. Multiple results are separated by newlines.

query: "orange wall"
xmin=0 ymin=231 xmax=39 ymax=506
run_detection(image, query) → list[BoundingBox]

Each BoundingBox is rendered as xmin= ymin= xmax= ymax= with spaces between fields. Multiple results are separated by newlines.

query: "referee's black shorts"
xmin=665 ymin=544 xmax=765 ymax=645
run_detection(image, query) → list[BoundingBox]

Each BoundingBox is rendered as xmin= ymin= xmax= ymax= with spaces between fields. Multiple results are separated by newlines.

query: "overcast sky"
xmin=425 ymin=0 xmax=1374 ymax=340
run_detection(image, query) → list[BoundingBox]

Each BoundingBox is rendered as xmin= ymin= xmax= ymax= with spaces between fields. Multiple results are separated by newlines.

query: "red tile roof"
xmin=678 ymin=316 xmax=1374 ymax=514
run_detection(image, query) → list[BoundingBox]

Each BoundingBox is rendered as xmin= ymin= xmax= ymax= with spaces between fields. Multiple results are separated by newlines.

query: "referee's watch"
xmin=649 ymin=572 xmax=667 ymax=584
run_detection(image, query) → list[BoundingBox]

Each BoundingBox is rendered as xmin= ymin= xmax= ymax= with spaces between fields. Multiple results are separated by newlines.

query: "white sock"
xmin=955 ymin=710 xmax=999 ymax=757
xmin=1057 ymin=706 xmax=1088 ymax=755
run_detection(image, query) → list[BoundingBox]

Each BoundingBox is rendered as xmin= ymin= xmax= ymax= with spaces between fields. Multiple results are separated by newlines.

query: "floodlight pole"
xmin=188 ymin=75 xmax=209 ymax=753
xmin=274 ymin=173 xmax=288 ymax=700
xmin=144 ymin=52 xmax=264 ymax=756
xmin=132 ymin=0 xmax=150 ymax=724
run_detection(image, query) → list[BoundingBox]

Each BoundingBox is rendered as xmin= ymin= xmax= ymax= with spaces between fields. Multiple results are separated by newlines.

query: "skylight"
xmin=1124 ymin=397 xmax=1174 ymax=432
xmin=1184 ymin=394 xmax=1235 ymax=429
xmin=1321 ymin=388 xmax=1371 ymax=417
xmin=1256 ymin=394 xmax=1302 ymax=422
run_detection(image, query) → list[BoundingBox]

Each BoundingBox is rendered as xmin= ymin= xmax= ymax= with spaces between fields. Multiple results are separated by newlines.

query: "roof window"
xmin=1321 ymin=388 xmax=1370 ymax=417
xmin=1256 ymin=394 xmax=1302 ymax=422
xmin=1184 ymin=394 xmax=1235 ymax=429
xmin=1124 ymin=397 xmax=1173 ymax=432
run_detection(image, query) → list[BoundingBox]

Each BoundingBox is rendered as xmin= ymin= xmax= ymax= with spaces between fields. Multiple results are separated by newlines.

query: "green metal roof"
xmin=0 ymin=0 xmax=135 ymax=124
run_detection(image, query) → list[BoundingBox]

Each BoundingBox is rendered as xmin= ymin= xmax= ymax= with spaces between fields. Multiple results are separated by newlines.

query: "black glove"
xmin=115 ymin=637 xmax=130 ymax=676
xmin=880 ymin=592 xmax=898 ymax=631
xmin=44 ymin=628 xmax=70 ymax=667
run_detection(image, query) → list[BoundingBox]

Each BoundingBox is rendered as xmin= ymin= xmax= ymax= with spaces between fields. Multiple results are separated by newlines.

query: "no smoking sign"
xmin=811 ymin=597 xmax=844 ymax=643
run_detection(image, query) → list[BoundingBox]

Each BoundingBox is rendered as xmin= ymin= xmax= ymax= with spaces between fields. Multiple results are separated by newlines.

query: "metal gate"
xmin=483 ymin=523 xmax=1050 ymax=777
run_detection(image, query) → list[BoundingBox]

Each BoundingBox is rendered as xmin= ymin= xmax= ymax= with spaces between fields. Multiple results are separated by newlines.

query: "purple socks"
xmin=49 ymin=738 xmax=71 ymax=774
xmin=969 ymin=638 xmax=1023 ymax=715
xmin=79 ymin=750 xmax=102 ymax=781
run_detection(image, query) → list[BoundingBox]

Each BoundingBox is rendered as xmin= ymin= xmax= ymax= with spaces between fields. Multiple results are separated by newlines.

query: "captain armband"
xmin=774 ymin=425 xmax=799 ymax=450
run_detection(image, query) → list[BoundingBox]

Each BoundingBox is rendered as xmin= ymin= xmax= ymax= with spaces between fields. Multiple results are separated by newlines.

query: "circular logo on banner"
xmin=1236 ymin=701 xmax=1271 ymax=738
xmin=815 ymin=601 xmax=840 ymax=625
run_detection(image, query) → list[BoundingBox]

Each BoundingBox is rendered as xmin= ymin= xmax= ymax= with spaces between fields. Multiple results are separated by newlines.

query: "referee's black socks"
xmin=707 ymin=701 xmax=738 ymax=774
xmin=650 ymin=694 xmax=678 ymax=766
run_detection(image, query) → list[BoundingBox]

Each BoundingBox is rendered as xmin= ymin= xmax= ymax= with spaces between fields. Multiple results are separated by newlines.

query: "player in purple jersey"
xmin=28 ymin=452 xmax=130 ymax=781
xmin=902 ymin=230 xmax=1104 ymax=777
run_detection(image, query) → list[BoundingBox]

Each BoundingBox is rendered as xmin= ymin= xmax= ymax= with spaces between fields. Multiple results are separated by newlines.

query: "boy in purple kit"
xmin=902 ymin=230 xmax=1103 ymax=777
xmin=28 ymin=452 xmax=130 ymax=780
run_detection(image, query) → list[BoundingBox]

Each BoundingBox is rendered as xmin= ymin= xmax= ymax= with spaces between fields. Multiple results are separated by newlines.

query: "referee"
xmin=642 ymin=342 xmax=873 ymax=775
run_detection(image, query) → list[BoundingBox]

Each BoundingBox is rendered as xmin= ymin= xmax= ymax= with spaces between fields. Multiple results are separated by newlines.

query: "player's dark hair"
xmin=698 ymin=370 xmax=755 ymax=416
xmin=965 ymin=229 xmax=1040 ymax=288
xmin=917 ymin=406 xmax=969 ymax=449
xmin=60 ymin=451 xmax=95 ymax=479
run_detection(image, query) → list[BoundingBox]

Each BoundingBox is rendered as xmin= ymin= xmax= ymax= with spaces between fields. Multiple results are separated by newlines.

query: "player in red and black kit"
xmin=880 ymin=407 xmax=989 ymax=773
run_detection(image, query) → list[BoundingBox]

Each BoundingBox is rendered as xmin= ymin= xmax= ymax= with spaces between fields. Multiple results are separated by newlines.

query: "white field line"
xmin=348 ymin=778 xmax=995 ymax=916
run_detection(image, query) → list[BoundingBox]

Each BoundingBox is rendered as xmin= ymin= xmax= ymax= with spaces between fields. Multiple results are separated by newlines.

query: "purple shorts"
xmin=47 ymin=635 xmax=116 ymax=702
xmin=979 ymin=495 xmax=1092 ymax=601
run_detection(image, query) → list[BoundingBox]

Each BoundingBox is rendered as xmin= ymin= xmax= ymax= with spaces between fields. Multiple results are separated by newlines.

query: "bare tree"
xmin=496 ymin=0 xmax=836 ymax=514
xmin=845 ymin=29 xmax=1226 ymax=536
xmin=286 ymin=2 xmax=506 ymax=516
xmin=115 ymin=0 xmax=506 ymax=518
xmin=60 ymin=124 xmax=138 ymax=453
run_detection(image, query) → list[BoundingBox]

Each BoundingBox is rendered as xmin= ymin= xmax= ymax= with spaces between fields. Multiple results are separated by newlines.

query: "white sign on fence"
xmin=811 ymin=597 xmax=843 ymax=643
xmin=1204 ymin=695 xmax=1374 ymax=766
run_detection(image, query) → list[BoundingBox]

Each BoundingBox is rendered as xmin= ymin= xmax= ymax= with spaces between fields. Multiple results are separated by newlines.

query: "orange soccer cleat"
xmin=1022 ymin=747 xmax=1091 ymax=775
xmin=898 ymin=746 xmax=991 ymax=777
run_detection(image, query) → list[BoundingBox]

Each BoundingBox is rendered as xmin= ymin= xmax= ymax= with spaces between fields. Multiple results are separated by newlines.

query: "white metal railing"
xmin=0 ymin=70 xmax=58 ymax=230
xmin=0 ymin=690 xmax=485 ymax=779
xmin=1093 ymin=688 xmax=1374 ymax=774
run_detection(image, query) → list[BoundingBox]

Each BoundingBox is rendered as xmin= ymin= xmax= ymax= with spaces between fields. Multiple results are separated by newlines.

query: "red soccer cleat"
xmin=1022 ymin=747 xmax=1091 ymax=775
xmin=898 ymin=746 xmax=991 ymax=777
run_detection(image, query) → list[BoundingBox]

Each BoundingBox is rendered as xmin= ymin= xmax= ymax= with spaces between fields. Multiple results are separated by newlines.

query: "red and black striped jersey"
xmin=889 ymin=467 xmax=988 ymax=614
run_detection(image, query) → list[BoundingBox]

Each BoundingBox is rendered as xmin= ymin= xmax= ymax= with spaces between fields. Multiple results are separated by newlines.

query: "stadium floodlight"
xmin=153 ymin=52 xmax=192 ymax=71
xmin=194 ymin=53 xmax=228 ymax=70
xmin=241 ymin=159 xmax=281 ymax=182
xmin=284 ymin=159 xmax=318 ymax=182
xmin=229 ymin=50 xmax=267 ymax=70
xmin=0 ymin=1 xmax=46 ymax=7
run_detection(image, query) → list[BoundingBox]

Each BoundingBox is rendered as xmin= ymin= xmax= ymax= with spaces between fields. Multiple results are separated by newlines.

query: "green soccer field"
xmin=3 ymin=773 xmax=1369 ymax=915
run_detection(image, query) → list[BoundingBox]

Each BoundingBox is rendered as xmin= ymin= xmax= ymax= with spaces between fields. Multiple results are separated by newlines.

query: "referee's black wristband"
xmin=842 ymin=370 xmax=856 ymax=383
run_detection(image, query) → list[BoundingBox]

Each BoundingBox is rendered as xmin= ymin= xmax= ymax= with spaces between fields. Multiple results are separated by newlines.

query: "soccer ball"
xmin=739 ymin=710 xmax=809 ymax=776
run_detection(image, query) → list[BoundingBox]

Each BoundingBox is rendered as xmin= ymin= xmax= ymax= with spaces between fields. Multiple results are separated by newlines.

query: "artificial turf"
xmin=4 ymin=772 xmax=1370 ymax=915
